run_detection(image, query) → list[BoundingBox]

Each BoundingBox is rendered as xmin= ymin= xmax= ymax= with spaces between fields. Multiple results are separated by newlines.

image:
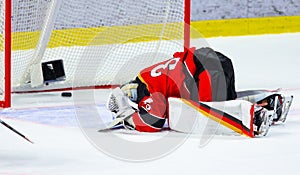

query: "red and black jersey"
xmin=138 ymin=54 xmax=191 ymax=100
xmin=131 ymin=47 xmax=237 ymax=132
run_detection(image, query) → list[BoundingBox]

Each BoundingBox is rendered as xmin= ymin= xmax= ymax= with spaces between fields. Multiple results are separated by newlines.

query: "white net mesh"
xmin=1 ymin=0 xmax=187 ymax=94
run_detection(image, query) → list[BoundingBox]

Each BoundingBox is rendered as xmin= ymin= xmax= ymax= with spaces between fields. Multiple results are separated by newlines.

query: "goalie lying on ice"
xmin=106 ymin=47 xmax=293 ymax=137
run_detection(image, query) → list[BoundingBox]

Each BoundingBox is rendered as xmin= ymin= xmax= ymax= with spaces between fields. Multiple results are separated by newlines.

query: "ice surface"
xmin=1 ymin=33 xmax=300 ymax=175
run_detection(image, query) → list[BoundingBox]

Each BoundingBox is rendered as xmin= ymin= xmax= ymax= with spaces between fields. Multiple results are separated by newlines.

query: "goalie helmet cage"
xmin=0 ymin=0 xmax=191 ymax=108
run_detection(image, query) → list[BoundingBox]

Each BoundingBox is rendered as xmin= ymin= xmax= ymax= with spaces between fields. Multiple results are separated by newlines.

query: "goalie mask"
xmin=120 ymin=81 xmax=138 ymax=102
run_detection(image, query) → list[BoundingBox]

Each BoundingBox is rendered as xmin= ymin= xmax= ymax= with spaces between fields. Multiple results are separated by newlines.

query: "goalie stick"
xmin=98 ymin=108 xmax=136 ymax=132
xmin=236 ymin=88 xmax=281 ymax=100
xmin=97 ymin=117 xmax=124 ymax=132
xmin=0 ymin=118 xmax=34 ymax=144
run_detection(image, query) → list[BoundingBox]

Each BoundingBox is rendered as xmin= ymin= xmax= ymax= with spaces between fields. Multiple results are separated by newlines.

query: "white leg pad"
xmin=168 ymin=98 xmax=254 ymax=137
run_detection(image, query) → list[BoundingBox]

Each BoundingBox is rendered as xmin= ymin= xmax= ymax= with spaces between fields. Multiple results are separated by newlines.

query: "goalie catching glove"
xmin=106 ymin=85 xmax=138 ymax=130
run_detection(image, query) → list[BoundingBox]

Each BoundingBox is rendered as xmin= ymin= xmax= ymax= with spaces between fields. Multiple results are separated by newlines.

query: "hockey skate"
xmin=238 ymin=90 xmax=293 ymax=125
xmin=256 ymin=94 xmax=293 ymax=123
xmin=275 ymin=95 xmax=293 ymax=123
xmin=253 ymin=107 xmax=274 ymax=136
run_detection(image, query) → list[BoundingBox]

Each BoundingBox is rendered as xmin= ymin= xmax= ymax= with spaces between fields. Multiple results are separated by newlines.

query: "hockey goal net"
xmin=0 ymin=0 xmax=190 ymax=108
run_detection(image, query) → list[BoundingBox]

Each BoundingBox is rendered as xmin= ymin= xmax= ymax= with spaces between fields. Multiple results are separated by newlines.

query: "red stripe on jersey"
xmin=131 ymin=94 xmax=167 ymax=132
xmin=132 ymin=112 xmax=162 ymax=132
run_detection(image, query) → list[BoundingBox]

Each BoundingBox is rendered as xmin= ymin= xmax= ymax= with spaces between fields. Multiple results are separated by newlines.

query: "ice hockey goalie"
xmin=105 ymin=47 xmax=293 ymax=137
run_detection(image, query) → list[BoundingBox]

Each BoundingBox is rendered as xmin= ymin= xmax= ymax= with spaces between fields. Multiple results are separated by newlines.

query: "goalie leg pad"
xmin=168 ymin=98 xmax=255 ymax=137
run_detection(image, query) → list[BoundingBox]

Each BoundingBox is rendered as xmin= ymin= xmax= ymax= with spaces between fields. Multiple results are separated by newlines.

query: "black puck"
xmin=61 ymin=92 xmax=72 ymax=97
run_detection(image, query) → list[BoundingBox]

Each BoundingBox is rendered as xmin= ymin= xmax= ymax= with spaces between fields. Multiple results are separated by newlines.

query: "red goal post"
xmin=0 ymin=0 xmax=191 ymax=108
xmin=0 ymin=0 xmax=11 ymax=108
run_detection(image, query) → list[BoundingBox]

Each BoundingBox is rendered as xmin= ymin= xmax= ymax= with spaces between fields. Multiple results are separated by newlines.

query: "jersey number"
xmin=150 ymin=58 xmax=180 ymax=77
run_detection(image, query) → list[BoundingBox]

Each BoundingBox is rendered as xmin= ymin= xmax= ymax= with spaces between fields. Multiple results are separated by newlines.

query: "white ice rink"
xmin=1 ymin=33 xmax=300 ymax=175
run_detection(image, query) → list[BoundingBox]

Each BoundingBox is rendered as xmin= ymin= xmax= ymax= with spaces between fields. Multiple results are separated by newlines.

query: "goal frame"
xmin=0 ymin=0 xmax=11 ymax=108
xmin=0 ymin=0 xmax=191 ymax=108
